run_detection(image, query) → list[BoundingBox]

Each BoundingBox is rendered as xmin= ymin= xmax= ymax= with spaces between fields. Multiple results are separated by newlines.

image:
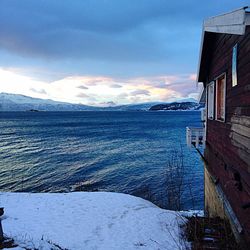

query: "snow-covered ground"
xmin=0 ymin=192 xmax=191 ymax=250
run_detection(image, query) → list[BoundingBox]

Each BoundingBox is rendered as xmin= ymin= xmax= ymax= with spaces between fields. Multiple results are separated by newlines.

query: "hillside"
xmin=0 ymin=92 xmax=201 ymax=111
xmin=149 ymin=102 xmax=203 ymax=111
xmin=0 ymin=93 xmax=99 ymax=111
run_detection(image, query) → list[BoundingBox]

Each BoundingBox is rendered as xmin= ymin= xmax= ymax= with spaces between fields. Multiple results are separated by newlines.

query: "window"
xmin=216 ymin=74 xmax=226 ymax=122
xmin=232 ymin=44 xmax=238 ymax=87
xmin=207 ymin=81 xmax=215 ymax=120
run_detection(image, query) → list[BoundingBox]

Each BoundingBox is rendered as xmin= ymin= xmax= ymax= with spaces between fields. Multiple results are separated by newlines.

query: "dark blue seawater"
xmin=0 ymin=111 xmax=204 ymax=209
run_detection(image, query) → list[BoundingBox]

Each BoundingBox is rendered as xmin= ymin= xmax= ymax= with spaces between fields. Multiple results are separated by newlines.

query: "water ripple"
xmin=0 ymin=111 xmax=204 ymax=209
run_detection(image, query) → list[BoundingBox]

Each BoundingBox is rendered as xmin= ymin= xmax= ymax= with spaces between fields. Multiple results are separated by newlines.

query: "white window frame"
xmin=207 ymin=81 xmax=215 ymax=120
xmin=215 ymin=73 xmax=226 ymax=122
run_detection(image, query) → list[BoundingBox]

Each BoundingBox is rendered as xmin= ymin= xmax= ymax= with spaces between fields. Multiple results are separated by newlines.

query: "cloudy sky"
xmin=0 ymin=1 xmax=249 ymax=105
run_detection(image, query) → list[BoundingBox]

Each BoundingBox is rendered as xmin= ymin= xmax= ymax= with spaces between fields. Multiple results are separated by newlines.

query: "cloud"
xmin=110 ymin=84 xmax=122 ymax=88
xmin=76 ymin=93 xmax=89 ymax=98
xmin=77 ymin=85 xmax=88 ymax=90
xmin=189 ymin=74 xmax=197 ymax=81
xmin=29 ymin=88 xmax=47 ymax=95
xmin=151 ymin=82 xmax=167 ymax=89
xmin=117 ymin=93 xmax=128 ymax=98
xmin=3 ymin=1 xmax=247 ymax=106
xmin=98 ymin=101 xmax=117 ymax=107
xmin=130 ymin=89 xmax=150 ymax=96
xmin=1 ymin=0 xmax=248 ymax=81
xmin=0 ymin=68 xmax=200 ymax=105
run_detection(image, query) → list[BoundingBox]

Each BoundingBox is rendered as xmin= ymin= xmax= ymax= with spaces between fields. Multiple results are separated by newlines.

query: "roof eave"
xmin=197 ymin=7 xmax=250 ymax=85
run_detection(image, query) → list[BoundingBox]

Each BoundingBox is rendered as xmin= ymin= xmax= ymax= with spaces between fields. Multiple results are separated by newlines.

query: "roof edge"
xmin=197 ymin=7 xmax=250 ymax=84
xmin=204 ymin=7 xmax=249 ymax=35
xmin=205 ymin=6 xmax=249 ymax=24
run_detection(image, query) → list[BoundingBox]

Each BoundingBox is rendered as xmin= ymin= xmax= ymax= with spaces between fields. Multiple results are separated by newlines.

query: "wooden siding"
xmin=205 ymin=26 xmax=250 ymax=243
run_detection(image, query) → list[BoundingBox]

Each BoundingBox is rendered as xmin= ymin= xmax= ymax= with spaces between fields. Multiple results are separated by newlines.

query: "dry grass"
xmin=184 ymin=216 xmax=242 ymax=250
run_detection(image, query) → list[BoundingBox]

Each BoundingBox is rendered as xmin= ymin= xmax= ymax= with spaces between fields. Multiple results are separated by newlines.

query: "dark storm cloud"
xmin=0 ymin=0 xmax=249 ymax=79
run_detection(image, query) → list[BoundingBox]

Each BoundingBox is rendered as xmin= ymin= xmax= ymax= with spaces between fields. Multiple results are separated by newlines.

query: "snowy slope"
xmin=149 ymin=102 xmax=203 ymax=111
xmin=0 ymin=92 xmax=61 ymax=105
xmin=0 ymin=192 xmax=189 ymax=250
xmin=0 ymin=92 xmax=199 ymax=111
xmin=106 ymin=102 xmax=162 ymax=111
xmin=0 ymin=93 xmax=98 ymax=111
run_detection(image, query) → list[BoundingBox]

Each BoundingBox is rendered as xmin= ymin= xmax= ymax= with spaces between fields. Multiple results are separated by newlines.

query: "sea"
xmin=0 ymin=111 xmax=204 ymax=210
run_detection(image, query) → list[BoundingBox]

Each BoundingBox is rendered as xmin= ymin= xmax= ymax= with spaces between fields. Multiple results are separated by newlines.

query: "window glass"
xmin=216 ymin=75 xmax=226 ymax=121
xmin=232 ymin=44 xmax=238 ymax=87
xmin=207 ymin=82 xmax=214 ymax=120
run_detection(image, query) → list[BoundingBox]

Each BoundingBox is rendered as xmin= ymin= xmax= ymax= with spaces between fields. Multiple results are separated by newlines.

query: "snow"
xmin=0 ymin=192 xmax=190 ymax=250
xmin=180 ymin=210 xmax=204 ymax=217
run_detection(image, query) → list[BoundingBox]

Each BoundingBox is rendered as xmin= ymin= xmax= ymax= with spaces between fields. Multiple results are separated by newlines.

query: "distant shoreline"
xmin=0 ymin=109 xmax=202 ymax=112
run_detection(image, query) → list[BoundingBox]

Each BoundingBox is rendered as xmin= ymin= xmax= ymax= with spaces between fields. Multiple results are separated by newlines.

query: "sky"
xmin=0 ymin=0 xmax=249 ymax=106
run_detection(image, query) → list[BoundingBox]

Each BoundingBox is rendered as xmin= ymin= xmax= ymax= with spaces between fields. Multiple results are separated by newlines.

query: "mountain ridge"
xmin=149 ymin=102 xmax=203 ymax=111
xmin=0 ymin=92 xmax=201 ymax=111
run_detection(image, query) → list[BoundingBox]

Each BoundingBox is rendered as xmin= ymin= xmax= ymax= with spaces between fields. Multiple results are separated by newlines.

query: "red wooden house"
xmin=193 ymin=7 xmax=250 ymax=245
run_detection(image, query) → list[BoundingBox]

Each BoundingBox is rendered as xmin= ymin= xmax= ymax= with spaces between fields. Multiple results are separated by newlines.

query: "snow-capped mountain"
xmin=149 ymin=102 xmax=203 ymax=111
xmin=0 ymin=93 xmax=99 ymax=111
xmin=0 ymin=92 xmax=201 ymax=111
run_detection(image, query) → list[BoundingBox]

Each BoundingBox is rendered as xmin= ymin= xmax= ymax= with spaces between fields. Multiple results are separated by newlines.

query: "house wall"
xmin=204 ymin=165 xmax=245 ymax=245
xmin=205 ymin=26 xmax=250 ymax=243
xmin=204 ymin=167 xmax=225 ymax=218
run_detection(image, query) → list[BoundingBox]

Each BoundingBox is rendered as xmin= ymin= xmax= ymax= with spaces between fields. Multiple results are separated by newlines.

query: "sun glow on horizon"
xmin=0 ymin=68 xmax=199 ymax=105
